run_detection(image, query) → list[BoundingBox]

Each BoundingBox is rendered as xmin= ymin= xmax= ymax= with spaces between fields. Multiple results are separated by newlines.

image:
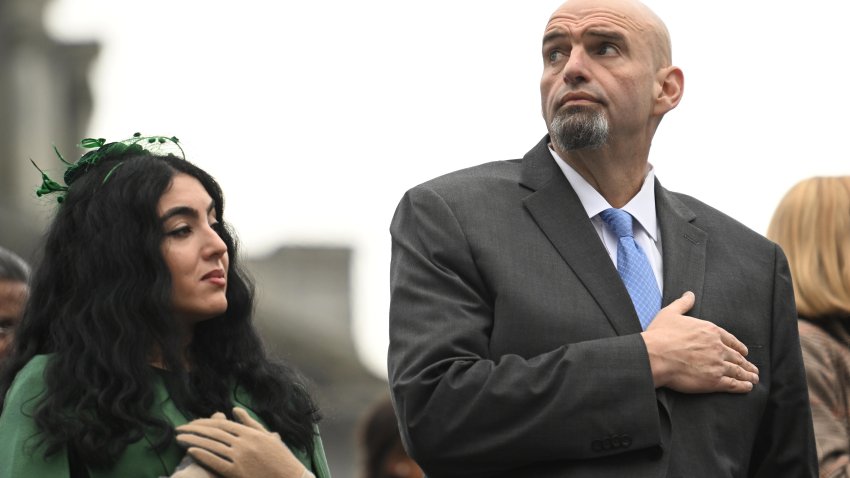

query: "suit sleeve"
xmin=388 ymin=186 xmax=661 ymax=477
xmin=747 ymin=246 xmax=818 ymax=477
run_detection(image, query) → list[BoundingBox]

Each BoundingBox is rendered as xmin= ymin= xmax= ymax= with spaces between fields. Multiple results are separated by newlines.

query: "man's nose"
xmin=562 ymin=48 xmax=590 ymax=85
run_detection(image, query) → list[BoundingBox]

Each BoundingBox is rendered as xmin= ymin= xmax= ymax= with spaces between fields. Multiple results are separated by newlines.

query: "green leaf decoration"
xmin=52 ymin=145 xmax=73 ymax=166
xmin=80 ymin=138 xmax=106 ymax=149
xmin=30 ymin=159 xmax=69 ymax=200
xmin=32 ymin=132 xmax=184 ymax=202
xmin=101 ymin=162 xmax=125 ymax=184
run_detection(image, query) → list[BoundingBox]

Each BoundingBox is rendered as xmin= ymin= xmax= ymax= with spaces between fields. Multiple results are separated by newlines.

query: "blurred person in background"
xmin=768 ymin=176 xmax=850 ymax=477
xmin=357 ymin=394 xmax=423 ymax=478
xmin=0 ymin=134 xmax=330 ymax=478
xmin=0 ymin=246 xmax=29 ymax=365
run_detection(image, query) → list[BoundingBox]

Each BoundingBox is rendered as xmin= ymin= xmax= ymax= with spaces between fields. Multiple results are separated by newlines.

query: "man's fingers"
xmin=724 ymin=362 xmax=759 ymax=385
xmin=718 ymin=375 xmax=755 ymax=393
xmin=739 ymin=358 xmax=759 ymax=376
xmin=719 ymin=328 xmax=749 ymax=356
xmin=718 ymin=328 xmax=760 ymax=379
xmin=725 ymin=349 xmax=759 ymax=376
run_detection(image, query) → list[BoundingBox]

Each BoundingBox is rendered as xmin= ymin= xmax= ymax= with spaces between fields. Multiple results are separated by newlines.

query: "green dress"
xmin=0 ymin=355 xmax=332 ymax=478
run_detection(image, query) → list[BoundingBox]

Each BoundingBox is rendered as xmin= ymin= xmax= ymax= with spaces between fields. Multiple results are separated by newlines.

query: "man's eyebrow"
xmin=542 ymin=30 xmax=568 ymax=45
xmin=543 ymin=29 xmax=626 ymax=47
xmin=585 ymin=29 xmax=626 ymax=43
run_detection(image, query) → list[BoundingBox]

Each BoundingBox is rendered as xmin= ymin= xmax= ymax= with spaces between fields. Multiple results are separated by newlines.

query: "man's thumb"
xmin=670 ymin=291 xmax=695 ymax=313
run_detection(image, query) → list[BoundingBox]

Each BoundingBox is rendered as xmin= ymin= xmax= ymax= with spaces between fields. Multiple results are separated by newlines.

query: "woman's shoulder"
xmin=0 ymin=355 xmax=69 ymax=476
xmin=799 ymin=319 xmax=849 ymax=347
xmin=4 ymin=354 xmax=52 ymax=405
xmin=14 ymin=353 xmax=51 ymax=375
xmin=798 ymin=319 xmax=850 ymax=368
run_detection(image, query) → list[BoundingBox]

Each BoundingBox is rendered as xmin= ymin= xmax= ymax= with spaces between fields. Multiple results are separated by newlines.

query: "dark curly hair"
xmin=0 ymin=150 xmax=319 ymax=468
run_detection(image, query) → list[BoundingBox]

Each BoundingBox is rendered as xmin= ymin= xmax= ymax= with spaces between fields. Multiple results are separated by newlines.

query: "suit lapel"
xmin=655 ymin=183 xmax=707 ymax=316
xmin=520 ymin=137 xmax=643 ymax=336
xmin=654 ymin=182 xmax=707 ymax=419
xmin=519 ymin=139 xmax=709 ymax=430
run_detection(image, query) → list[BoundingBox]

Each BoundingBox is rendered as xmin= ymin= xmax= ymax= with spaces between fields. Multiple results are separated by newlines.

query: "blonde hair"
xmin=767 ymin=177 xmax=850 ymax=319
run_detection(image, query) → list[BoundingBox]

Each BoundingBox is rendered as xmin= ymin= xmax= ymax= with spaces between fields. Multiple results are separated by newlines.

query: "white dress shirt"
xmin=549 ymin=147 xmax=663 ymax=292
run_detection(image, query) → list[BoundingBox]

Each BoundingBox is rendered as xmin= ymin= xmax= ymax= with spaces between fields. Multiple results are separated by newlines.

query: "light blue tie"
xmin=599 ymin=208 xmax=661 ymax=330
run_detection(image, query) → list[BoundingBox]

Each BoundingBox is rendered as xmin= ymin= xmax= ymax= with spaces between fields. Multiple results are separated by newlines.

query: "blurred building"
xmin=0 ymin=1 xmax=386 ymax=475
xmin=0 ymin=0 xmax=97 ymax=259
xmin=247 ymin=246 xmax=387 ymax=475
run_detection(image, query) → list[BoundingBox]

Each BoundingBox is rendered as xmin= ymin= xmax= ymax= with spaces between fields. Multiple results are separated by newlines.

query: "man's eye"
xmin=597 ymin=44 xmax=618 ymax=56
xmin=548 ymin=50 xmax=565 ymax=62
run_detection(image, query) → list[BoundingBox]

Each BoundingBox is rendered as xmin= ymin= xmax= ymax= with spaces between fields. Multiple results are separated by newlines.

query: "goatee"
xmin=549 ymin=106 xmax=609 ymax=151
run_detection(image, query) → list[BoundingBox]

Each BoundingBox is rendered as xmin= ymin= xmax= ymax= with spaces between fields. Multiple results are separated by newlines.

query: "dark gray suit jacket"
xmin=388 ymin=137 xmax=817 ymax=477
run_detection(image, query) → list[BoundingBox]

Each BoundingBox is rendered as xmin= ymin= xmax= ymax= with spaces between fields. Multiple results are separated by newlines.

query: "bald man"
xmin=388 ymin=0 xmax=817 ymax=476
xmin=0 ymin=247 xmax=29 ymax=365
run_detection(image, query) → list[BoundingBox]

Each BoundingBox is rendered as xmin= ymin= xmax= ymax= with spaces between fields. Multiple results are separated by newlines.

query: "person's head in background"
xmin=0 ymin=247 xmax=29 ymax=364
xmin=358 ymin=394 xmax=424 ymax=478
xmin=767 ymin=176 xmax=850 ymax=320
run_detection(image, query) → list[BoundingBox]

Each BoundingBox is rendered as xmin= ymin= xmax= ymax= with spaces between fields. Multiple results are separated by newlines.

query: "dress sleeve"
xmin=308 ymin=425 xmax=332 ymax=478
xmin=0 ymin=355 xmax=71 ymax=477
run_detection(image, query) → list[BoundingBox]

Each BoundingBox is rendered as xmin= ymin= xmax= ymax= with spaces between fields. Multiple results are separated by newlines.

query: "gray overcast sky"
xmin=46 ymin=0 xmax=850 ymax=377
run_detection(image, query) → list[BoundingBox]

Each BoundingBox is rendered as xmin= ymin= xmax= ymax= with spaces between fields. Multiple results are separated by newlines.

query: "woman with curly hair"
xmin=0 ymin=135 xmax=331 ymax=478
xmin=767 ymin=176 xmax=850 ymax=477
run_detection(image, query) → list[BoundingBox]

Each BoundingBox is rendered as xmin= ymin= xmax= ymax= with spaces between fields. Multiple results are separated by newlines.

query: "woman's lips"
xmin=201 ymin=269 xmax=226 ymax=286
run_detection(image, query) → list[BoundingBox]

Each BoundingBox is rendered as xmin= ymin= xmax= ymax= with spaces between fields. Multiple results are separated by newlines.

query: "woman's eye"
xmin=167 ymin=226 xmax=191 ymax=238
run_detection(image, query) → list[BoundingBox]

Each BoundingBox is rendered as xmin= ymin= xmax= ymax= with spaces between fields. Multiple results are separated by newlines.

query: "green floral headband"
xmin=32 ymin=133 xmax=183 ymax=203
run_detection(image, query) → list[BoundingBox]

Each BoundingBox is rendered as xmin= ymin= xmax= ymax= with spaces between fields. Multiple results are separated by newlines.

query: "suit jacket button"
xmin=612 ymin=435 xmax=622 ymax=448
xmin=621 ymin=434 xmax=632 ymax=448
xmin=602 ymin=438 xmax=613 ymax=450
xmin=591 ymin=440 xmax=603 ymax=452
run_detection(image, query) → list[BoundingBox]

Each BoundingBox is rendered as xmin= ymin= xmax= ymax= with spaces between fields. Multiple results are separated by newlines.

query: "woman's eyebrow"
xmin=160 ymin=206 xmax=199 ymax=223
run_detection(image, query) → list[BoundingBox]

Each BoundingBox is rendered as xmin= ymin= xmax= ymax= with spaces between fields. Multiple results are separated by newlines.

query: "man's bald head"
xmin=540 ymin=0 xmax=684 ymax=156
xmin=548 ymin=0 xmax=672 ymax=68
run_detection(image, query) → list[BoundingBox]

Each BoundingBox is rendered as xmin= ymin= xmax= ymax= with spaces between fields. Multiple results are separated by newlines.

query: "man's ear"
xmin=653 ymin=66 xmax=684 ymax=115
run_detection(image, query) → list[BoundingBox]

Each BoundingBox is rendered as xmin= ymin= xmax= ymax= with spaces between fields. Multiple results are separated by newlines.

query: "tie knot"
xmin=600 ymin=208 xmax=634 ymax=238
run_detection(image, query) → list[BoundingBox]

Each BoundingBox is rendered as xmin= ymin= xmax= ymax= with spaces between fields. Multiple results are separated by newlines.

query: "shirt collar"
xmin=549 ymin=146 xmax=658 ymax=241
